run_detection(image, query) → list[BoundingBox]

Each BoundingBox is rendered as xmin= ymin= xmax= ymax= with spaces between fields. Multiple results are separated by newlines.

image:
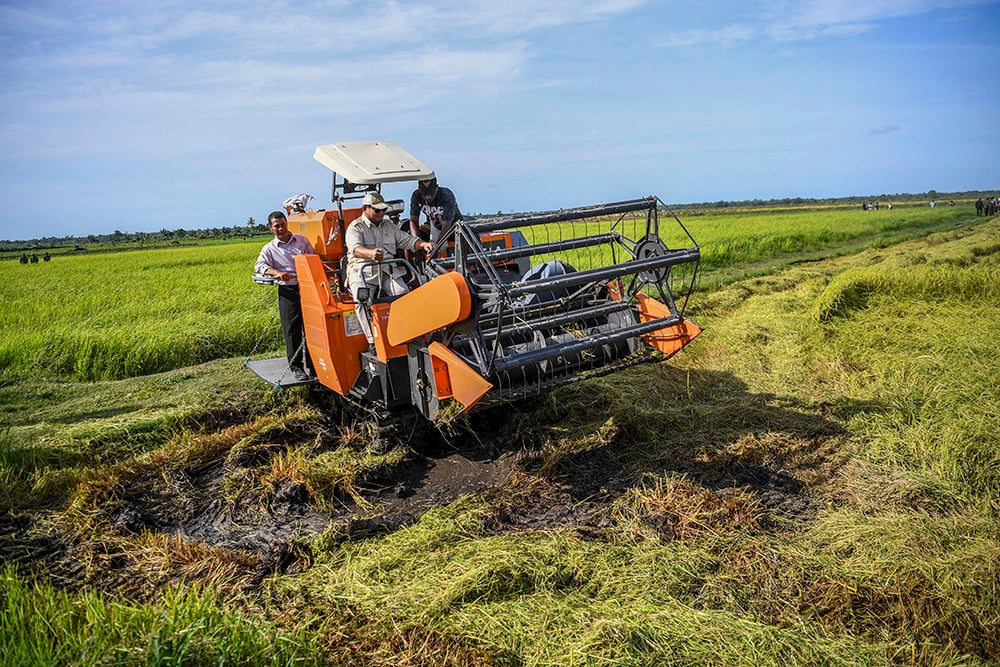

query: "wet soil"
xmin=2 ymin=400 xmax=838 ymax=599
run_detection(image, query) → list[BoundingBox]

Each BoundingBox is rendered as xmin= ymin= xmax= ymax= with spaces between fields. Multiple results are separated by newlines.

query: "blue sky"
xmin=1 ymin=0 xmax=998 ymax=241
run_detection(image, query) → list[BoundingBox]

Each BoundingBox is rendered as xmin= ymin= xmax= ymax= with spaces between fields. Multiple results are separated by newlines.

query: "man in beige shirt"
xmin=346 ymin=191 xmax=434 ymax=343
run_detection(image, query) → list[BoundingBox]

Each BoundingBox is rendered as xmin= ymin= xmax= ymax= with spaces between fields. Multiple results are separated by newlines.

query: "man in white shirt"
xmin=254 ymin=211 xmax=317 ymax=380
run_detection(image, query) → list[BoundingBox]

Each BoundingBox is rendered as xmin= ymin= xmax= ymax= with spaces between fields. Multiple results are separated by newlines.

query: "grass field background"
xmin=0 ymin=241 xmax=275 ymax=381
xmin=2 ymin=204 xmax=998 ymax=665
xmin=0 ymin=203 xmax=969 ymax=383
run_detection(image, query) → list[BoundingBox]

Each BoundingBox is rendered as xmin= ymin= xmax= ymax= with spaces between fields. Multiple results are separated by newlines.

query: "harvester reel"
xmin=633 ymin=236 xmax=672 ymax=283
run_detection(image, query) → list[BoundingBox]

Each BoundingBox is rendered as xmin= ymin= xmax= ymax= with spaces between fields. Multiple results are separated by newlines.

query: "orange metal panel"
xmin=607 ymin=280 xmax=624 ymax=301
xmin=296 ymin=254 xmax=368 ymax=394
xmin=428 ymin=342 xmax=493 ymax=413
xmin=289 ymin=207 xmax=364 ymax=262
xmin=635 ymin=292 xmax=702 ymax=358
xmin=369 ymin=302 xmax=409 ymax=362
xmin=289 ymin=210 xmax=340 ymax=261
xmin=386 ymin=272 xmax=472 ymax=347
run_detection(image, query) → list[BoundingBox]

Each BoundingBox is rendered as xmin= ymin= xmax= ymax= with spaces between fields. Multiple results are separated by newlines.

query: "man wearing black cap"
xmin=407 ymin=177 xmax=463 ymax=245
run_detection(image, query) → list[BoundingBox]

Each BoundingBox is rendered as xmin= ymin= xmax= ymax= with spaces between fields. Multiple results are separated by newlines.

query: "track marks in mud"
xmin=3 ymin=391 xmax=848 ymax=600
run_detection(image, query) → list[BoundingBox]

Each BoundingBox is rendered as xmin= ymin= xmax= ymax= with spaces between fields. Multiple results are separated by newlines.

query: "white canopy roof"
xmin=312 ymin=141 xmax=435 ymax=185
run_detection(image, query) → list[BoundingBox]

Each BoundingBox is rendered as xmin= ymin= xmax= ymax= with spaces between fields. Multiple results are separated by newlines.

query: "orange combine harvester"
xmin=248 ymin=141 xmax=702 ymax=422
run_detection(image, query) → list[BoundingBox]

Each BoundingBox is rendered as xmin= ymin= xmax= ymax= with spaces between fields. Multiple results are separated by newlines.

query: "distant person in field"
xmin=407 ymin=177 xmax=464 ymax=246
xmin=29 ymin=253 xmax=38 ymax=263
xmin=347 ymin=191 xmax=435 ymax=345
xmin=254 ymin=210 xmax=317 ymax=382
xmin=975 ymin=198 xmax=984 ymax=216
xmin=19 ymin=253 xmax=27 ymax=265
xmin=43 ymin=252 xmax=51 ymax=262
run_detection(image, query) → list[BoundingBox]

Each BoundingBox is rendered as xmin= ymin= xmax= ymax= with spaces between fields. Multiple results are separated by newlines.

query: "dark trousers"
xmin=278 ymin=285 xmax=310 ymax=371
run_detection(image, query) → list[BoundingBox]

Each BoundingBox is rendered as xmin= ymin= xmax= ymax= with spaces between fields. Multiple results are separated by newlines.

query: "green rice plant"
xmin=0 ymin=567 xmax=325 ymax=666
xmin=0 ymin=205 xmax=979 ymax=383
xmin=0 ymin=242 xmax=277 ymax=381
xmin=690 ymin=204 xmax=979 ymax=287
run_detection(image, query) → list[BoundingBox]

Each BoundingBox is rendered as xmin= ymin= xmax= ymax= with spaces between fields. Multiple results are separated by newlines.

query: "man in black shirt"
xmin=407 ymin=178 xmax=463 ymax=245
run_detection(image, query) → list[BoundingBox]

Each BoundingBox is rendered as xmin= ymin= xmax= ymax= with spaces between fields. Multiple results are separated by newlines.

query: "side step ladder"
xmin=244 ymin=357 xmax=317 ymax=389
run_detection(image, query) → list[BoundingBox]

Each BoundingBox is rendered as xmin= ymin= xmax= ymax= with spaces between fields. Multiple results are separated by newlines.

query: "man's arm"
xmin=346 ymin=224 xmax=386 ymax=262
xmin=254 ymin=245 xmax=289 ymax=280
xmin=253 ymin=243 xmax=295 ymax=282
xmin=354 ymin=245 xmax=386 ymax=262
xmin=439 ymin=188 xmax=462 ymax=222
xmin=392 ymin=226 xmax=434 ymax=255
xmin=254 ymin=246 xmax=271 ymax=275
xmin=408 ymin=190 xmax=422 ymax=236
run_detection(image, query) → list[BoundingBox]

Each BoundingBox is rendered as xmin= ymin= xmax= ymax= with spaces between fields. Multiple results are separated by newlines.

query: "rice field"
xmin=0 ymin=241 xmax=276 ymax=382
xmin=686 ymin=202 xmax=972 ymax=276
xmin=0 ymin=204 xmax=969 ymax=382
xmin=2 ymin=203 xmax=998 ymax=666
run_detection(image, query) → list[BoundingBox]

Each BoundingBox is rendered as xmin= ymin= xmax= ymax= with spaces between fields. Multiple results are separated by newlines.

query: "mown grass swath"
xmin=2 ymin=205 xmax=997 ymax=665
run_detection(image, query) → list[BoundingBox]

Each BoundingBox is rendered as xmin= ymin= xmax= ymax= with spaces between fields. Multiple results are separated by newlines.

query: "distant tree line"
xmin=3 ymin=189 xmax=995 ymax=251
xmin=1 ymin=218 xmax=270 ymax=252
xmin=667 ymin=189 xmax=994 ymax=214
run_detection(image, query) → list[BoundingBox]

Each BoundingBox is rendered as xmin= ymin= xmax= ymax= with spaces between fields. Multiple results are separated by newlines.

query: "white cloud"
xmin=658 ymin=0 xmax=995 ymax=47
xmin=771 ymin=0 xmax=990 ymax=28
xmin=658 ymin=25 xmax=757 ymax=48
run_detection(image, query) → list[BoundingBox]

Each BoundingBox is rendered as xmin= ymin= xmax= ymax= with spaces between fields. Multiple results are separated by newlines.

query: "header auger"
xmin=248 ymin=141 xmax=702 ymax=423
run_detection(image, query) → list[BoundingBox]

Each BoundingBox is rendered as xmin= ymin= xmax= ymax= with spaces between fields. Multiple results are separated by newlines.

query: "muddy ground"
xmin=2 ymin=399 xmax=833 ymax=601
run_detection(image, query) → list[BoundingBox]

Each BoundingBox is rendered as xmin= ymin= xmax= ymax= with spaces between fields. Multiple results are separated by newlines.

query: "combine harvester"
xmin=249 ymin=141 xmax=702 ymax=423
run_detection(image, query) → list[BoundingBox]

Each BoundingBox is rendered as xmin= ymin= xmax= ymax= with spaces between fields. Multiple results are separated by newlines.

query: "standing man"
xmin=347 ymin=192 xmax=435 ymax=344
xmin=408 ymin=177 xmax=463 ymax=245
xmin=255 ymin=211 xmax=316 ymax=381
